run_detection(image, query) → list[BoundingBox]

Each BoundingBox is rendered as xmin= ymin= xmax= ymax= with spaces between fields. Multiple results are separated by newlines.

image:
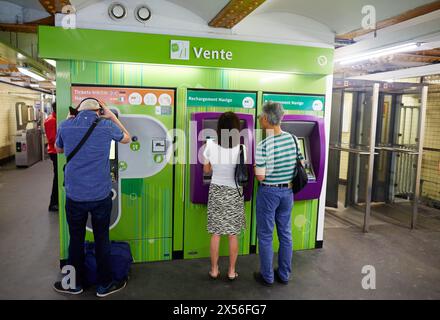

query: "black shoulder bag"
xmin=234 ymin=144 xmax=249 ymax=198
xmin=63 ymin=118 xmax=101 ymax=186
xmin=292 ymin=135 xmax=308 ymax=194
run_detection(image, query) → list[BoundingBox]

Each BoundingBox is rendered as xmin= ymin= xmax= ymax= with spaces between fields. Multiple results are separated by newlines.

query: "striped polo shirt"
xmin=255 ymin=131 xmax=304 ymax=185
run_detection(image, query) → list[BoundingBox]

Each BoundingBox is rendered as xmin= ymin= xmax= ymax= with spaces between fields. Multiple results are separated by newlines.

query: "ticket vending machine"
xmin=84 ymin=111 xmax=171 ymax=238
xmin=190 ymin=112 xmax=255 ymax=204
xmin=280 ymin=115 xmax=326 ymax=200
xmin=255 ymin=93 xmax=326 ymax=251
xmin=63 ymin=86 xmax=175 ymax=263
xmin=115 ymin=113 xmax=173 ymax=262
xmin=182 ymin=89 xmax=257 ymax=259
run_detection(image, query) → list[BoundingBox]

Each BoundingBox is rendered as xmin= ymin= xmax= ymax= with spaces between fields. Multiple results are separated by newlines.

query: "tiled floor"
xmin=0 ymin=160 xmax=439 ymax=299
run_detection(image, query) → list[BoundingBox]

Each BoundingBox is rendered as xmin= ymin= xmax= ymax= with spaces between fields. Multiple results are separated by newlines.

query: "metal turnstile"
xmin=326 ymin=80 xmax=428 ymax=231
xmin=15 ymin=128 xmax=43 ymax=167
xmin=14 ymin=102 xmax=43 ymax=167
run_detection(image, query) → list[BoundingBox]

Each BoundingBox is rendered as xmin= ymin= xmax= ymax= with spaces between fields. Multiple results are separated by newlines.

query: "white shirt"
xmin=203 ymin=139 xmax=247 ymax=188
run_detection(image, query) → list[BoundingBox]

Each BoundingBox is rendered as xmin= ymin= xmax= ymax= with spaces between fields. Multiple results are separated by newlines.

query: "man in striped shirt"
xmin=253 ymin=102 xmax=303 ymax=286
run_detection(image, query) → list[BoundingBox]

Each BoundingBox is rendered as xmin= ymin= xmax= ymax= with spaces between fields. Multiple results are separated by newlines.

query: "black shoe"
xmin=48 ymin=205 xmax=59 ymax=212
xmin=53 ymin=281 xmax=83 ymax=295
xmin=274 ymin=269 xmax=289 ymax=285
xmin=253 ymin=272 xmax=273 ymax=287
xmin=96 ymin=280 xmax=127 ymax=298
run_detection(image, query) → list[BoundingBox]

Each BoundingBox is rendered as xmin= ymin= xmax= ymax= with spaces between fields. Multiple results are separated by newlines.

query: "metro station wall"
xmin=55 ymin=60 xmax=328 ymax=259
xmin=422 ymin=91 xmax=440 ymax=204
xmin=0 ymin=83 xmax=38 ymax=161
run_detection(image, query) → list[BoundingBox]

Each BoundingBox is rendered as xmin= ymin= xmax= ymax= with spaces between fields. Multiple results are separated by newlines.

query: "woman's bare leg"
xmin=228 ymin=235 xmax=239 ymax=277
xmin=210 ymin=234 xmax=221 ymax=276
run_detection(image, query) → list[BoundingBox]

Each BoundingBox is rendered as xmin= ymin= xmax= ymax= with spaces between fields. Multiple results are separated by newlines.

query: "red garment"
xmin=44 ymin=112 xmax=57 ymax=154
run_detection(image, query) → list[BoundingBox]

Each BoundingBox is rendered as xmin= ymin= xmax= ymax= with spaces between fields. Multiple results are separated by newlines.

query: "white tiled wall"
xmin=421 ymin=91 xmax=440 ymax=201
xmin=0 ymin=83 xmax=40 ymax=160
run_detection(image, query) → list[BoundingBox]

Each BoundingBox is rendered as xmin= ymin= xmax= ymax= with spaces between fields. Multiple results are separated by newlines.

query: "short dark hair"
xmin=51 ymin=102 xmax=56 ymax=113
xmin=217 ymin=111 xmax=240 ymax=149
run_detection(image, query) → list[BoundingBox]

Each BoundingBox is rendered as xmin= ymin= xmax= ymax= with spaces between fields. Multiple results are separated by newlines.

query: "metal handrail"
xmin=374 ymin=146 xmax=419 ymax=155
xmin=329 ymin=145 xmax=377 ymax=155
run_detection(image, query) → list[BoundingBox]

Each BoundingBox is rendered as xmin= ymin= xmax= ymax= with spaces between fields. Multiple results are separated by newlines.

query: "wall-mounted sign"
xmin=39 ymin=26 xmax=334 ymax=75
xmin=263 ymin=93 xmax=325 ymax=112
xmin=187 ymin=90 xmax=256 ymax=108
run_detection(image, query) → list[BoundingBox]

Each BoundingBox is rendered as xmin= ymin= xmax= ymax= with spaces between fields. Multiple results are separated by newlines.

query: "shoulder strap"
xmin=235 ymin=144 xmax=245 ymax=198
xmin=236 ymin=144 xmax=245 ymax=164
xmin=66 ymin=118 xmax=101 ymax=163
xmin=292 ymin=134 xmax=299 ymax=157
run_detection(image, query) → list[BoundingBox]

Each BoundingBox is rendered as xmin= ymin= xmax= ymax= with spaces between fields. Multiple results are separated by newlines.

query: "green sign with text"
xmin=187 ymin=90 xmax=256 ymax=108
xmin=39 ymin=26 xmax=333 ymax=75
xmin=263 ymin=93 xmax=325 ymax=111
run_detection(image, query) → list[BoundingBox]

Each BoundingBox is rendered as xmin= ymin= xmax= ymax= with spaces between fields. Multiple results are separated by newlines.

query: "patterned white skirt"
xmin=207 ymin=183 xmax=246 ymax=235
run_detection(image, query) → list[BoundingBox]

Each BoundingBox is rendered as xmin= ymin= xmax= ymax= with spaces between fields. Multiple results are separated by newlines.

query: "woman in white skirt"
xmin=203 ymin=112 xmax=246 ymax=281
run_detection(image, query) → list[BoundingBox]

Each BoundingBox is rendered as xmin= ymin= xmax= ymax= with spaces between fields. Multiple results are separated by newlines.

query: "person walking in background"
xmin=44 ymin=102 xmax=58 ymax=212
xmin=254 ymin=102 xmax=303 ymax=286
xmin=203 ymin=112 xmax=247 ymax=281
xmin=53 ymin=99 xmax=131 ymax=297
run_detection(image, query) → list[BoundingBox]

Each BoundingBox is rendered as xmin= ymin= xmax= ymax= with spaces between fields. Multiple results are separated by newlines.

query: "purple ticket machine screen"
xmin=280 ymin=114 xmax=326 ymax=201
xmin=190 ymin=112 xmax=255 ymax=204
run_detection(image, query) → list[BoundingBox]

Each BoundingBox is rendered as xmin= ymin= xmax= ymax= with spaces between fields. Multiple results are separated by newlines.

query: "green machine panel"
xmin=54 ymin=61 xmax=329 ymax=265
xmin=252 ymin=93 xmax=325 ymax=252
xmin=182 ymin=89 xmax=257 ymax=259
xmin=43 ymin=22 xmax=333 ymax=263
xmin=59 ymin=85 xmax=176 ymax=262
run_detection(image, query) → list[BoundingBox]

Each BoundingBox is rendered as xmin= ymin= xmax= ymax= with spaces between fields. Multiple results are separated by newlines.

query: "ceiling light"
xmin=336 ymin=43 xmax=424 ymax=65
xmin=17 ymin=67 xmax=45 ymax=81
xmin=108 ymin=2 xmax=127 ymax=20
xmin=51 ymin=81 xmax=56 ymax=86
xmin=45 ymin=59 xmax=56 ymax=67
xmin=30 ymin=83 xmax=39 ymax=88
xmin=17 ymin=53 xmax=25 ymax=59
xmin=135 ymin=5 xmax=151 ymax=23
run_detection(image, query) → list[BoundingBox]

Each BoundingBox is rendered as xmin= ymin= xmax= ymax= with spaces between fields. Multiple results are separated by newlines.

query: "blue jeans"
xmin=65 ymin=194 xmax=112 ymax=287
xmin=256 ymin=185 xmax=293 ymax=283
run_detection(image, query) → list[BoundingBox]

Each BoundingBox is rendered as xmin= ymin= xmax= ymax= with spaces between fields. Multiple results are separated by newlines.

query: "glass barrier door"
xmin=325 ymin=89 xmax=343 ymax=208
xmin=328 ymin=81 xmax=428 ymax=231
xmin=346 ymin=89 xmax=376 ymax=207
xmin=372 ymin=93 xmax=395 ymax=203
xmin=327 ymin=82 xmax=379 ymax=232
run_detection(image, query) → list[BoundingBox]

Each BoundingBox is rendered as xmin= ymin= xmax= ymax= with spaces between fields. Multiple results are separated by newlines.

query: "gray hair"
xmin=261 ymin=101 xmax=284 ymax=126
